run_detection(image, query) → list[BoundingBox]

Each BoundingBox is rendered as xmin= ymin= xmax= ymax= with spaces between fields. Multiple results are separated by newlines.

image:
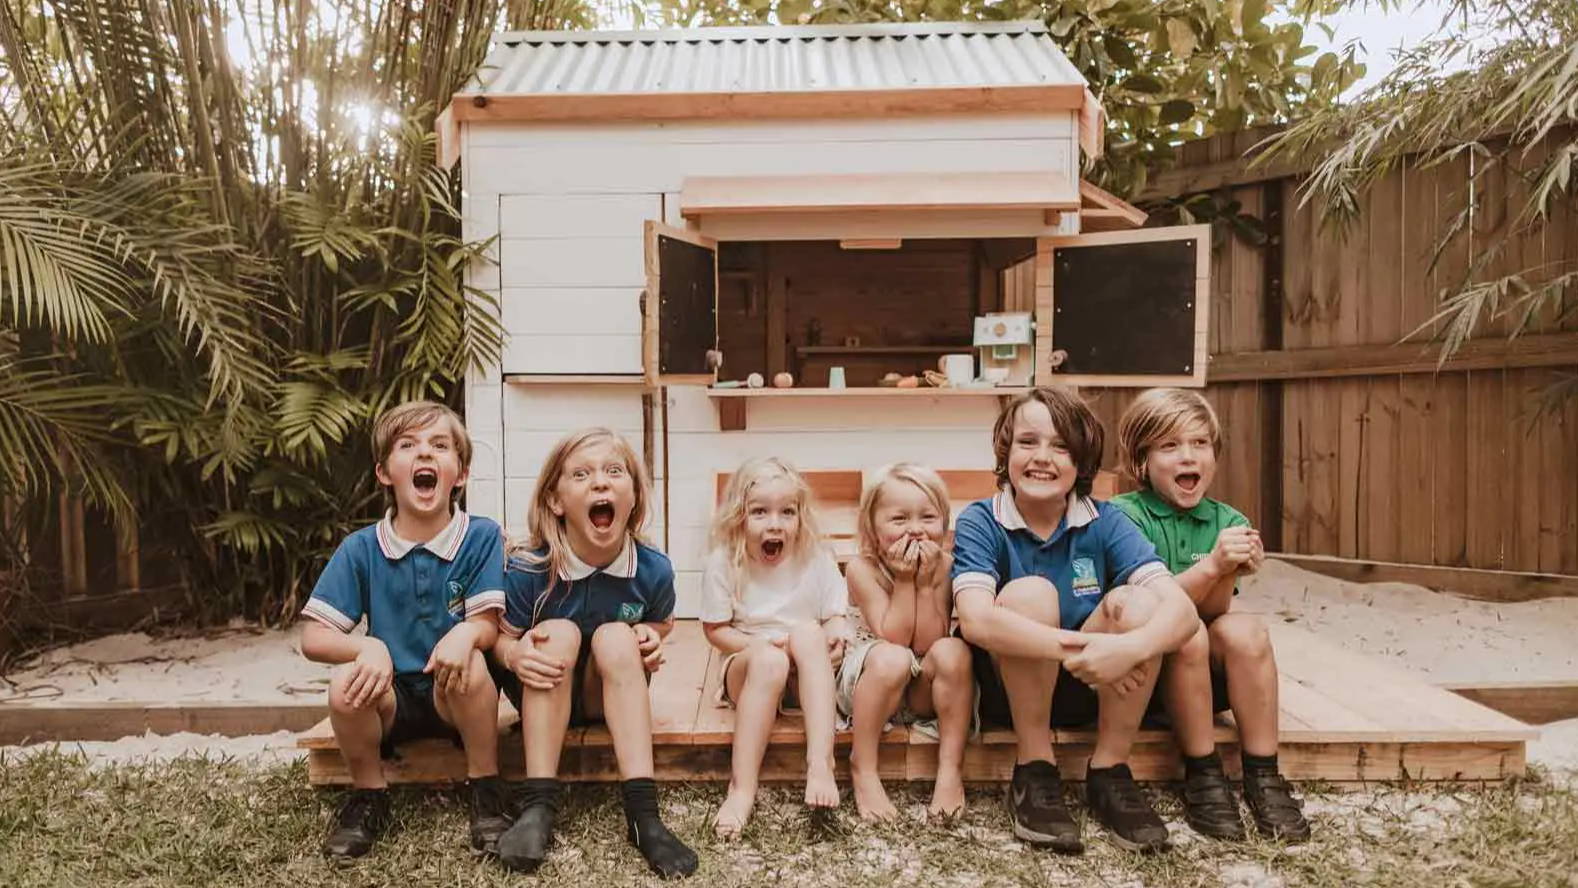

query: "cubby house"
xmin=445 ymin=20 xmax=1209 ymax=615
xmin=305 ymin=20 xmax=1539 ymax=787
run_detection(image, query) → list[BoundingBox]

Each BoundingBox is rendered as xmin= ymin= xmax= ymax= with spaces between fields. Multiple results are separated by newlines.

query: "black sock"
xmin=621 ymin=778 xmax=697 ymax=878
xmin=1184 ymin=752 xmax=1223 ymax=778
xmin=522 ymin=777 xmax=562 ymax=810
xmin=1242 ymin=752 xmax=1279 ymax=776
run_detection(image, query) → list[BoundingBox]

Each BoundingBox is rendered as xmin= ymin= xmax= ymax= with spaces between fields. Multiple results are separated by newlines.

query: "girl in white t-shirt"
xmin=701 ymin=456 xmax=848 ymax=837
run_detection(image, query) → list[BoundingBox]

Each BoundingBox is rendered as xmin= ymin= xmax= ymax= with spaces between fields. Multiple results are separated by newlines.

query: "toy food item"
xmin=773 ymin=372 xmax=794 ymax=388
xmin=746 ymin=372 xmax=765 ymax=388
xmin=923 ymin=369 xmax=949 ymax=387
xmin=896 ymin=375 xmax=919 ymax=388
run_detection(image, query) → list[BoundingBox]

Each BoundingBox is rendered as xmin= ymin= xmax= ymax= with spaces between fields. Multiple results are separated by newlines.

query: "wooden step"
xmin=298 ymin=621 xmax=1536 ymax=786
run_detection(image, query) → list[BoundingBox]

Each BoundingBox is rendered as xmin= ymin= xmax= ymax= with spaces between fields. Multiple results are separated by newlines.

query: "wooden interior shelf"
xmin=794 ymin=345 xmax=971 ymax=356
xmin=707 ymin=385 xmax=1028 ymax=430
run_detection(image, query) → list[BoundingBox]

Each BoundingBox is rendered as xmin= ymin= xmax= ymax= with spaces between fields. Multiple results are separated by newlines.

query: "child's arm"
xmin=301 ymin=621 xmax=392 ymax=709
xmin=703 ymin=621 xmax=760 ymax=656
xmin=911 ymin=548 xmax=953 ymax=656
xmin=494 ymin=625 xmax=570 ymax=690
xmin=846 ymin=556 xmax=913 ymax=648
xmin=1176 ymin=526 xmax=1259 ymax=620
xmin=426 ymin=614 xmax=499 ymax=695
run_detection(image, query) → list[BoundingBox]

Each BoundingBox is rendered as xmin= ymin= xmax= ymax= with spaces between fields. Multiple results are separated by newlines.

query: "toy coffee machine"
xmin=973 ymin=312 xmax=1034 ymax=386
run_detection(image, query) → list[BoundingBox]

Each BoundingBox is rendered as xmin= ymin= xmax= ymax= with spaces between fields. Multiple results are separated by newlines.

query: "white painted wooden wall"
xmin=462 ymin=111 xmax=1077 ymax=615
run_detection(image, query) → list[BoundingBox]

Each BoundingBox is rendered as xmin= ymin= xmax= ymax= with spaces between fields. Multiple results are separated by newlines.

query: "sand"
xmin=2 ymin=558 xmax=1576 ymax=770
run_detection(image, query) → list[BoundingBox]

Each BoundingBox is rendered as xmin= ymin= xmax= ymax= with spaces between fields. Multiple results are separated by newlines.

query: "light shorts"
xmin=834 ymin=637 xmax=923 ymax=723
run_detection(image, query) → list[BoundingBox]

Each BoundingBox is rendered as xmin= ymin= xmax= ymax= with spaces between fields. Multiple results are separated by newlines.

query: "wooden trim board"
xmin=1207 ymin=332 xmax=1578 ymax=382
xmin=1273 ymin=554 xmax=1578 ymax=602
xmin=0 ymin=700 xmax=326 ymax=745
xmin=679 ymin=171 xmax=1079 ymax=217
xmin=451 ymin=85 xmax=1085 ymax=124
xmin=1443 ymin=681 xmax=1578 ymax=725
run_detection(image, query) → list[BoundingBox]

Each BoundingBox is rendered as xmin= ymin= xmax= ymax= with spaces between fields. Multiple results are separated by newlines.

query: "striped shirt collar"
xmin=560 ymin=537 xmax=638 ymax=580
xmin=376 ymin=509 xmax=469 ymax=561
xmin=991 ymin=486 xmax=1100 ymax=534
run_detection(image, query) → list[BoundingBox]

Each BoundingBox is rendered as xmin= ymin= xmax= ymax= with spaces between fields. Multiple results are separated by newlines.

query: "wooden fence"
xmin=1081 ymin=127 xmax=1578 ymax=582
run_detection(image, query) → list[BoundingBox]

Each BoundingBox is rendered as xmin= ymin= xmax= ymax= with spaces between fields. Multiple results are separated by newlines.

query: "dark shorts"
xmin=499 ymin=632 xmax=653 ymax=730
xmin=970 ymin=643 xmax=1231 ymax=731
xmin=381 ymin=657 xmax=514 ymax=759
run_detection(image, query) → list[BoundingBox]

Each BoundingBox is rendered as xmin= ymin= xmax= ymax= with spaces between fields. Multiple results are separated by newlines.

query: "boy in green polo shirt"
xmin=1111 ymin=388 xmax=1310 ymax=843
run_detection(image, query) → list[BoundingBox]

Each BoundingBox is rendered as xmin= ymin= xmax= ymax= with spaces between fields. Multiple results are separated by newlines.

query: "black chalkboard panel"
xmin=1051 ymin=237 xmax=1198 ymax=377
xmin=657 ymin=234 xmax=717 ymax=376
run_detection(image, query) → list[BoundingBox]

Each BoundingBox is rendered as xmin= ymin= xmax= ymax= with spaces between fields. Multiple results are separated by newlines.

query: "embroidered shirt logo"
xmin=445 ymin=580 xmax=466 ymax=617
xmin=1070 ymin=557 xmax=1102 ymax=597
xmin=616 ymin=601 xmax=644 ymax=623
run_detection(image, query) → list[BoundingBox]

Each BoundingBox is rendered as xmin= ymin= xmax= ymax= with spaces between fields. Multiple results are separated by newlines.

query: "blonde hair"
xmin=709 ymin=457 xmax=825 ymax=600
xmin=513 ymin=428 xmax=651 ymax=617
xmin=1116 ymin=388 xmax=1223 ymax=486
xmin=370 ymin=400 xmax=471 ymax=513
xmin=856 ymin=463 xmax=951 ymax=589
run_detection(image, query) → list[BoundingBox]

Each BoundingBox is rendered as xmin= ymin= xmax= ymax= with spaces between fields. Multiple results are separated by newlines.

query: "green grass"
xmin=2 ymin=752 xmax=1576 ymax=887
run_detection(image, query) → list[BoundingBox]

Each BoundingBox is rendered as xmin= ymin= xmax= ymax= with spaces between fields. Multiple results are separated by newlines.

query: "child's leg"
xmin=718 ymin=641 xmax=791 ymax=836
xmin=1160 ymin=623 xmax=1218 ymax=759
xmin=1077 ymin=585 xmax=1164 ymax=768
xmin=991 ymin=577 xmax=1062 ymax=765
xmin=1208 ymin=613 xmax=1278 ymax=756
xmin=433 ymin=648 xmax=502 ymax=779
xmin=582 ymin=622 xmax=654 ymax=778
xmin=848 ymin=641 xmax=913 ymax=820
xmin=516 ymin=619 xmax=582 ymax=778
xmin=908 ymin=637 xmax=973 ymax=816
xmin=786 ymin=621 xmax=839 ymax=809
xmin=327 ymin=663 xmax=396 ymax=789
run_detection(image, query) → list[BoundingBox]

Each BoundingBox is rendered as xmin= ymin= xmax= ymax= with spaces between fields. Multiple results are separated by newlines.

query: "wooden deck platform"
xmin=298 ymin=621 xmax=1537 ymax=786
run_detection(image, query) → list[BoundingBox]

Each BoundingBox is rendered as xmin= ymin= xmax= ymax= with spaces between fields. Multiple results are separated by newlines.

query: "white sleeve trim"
xmin=465 ymin=589 xmax=506 ymax=617
xmin=1129 ymin=561 xmax=1171 ymax=588
xmin=300 ymin=599 xmax=356 ymax=633
xmin=951 ymin=571 xmax=997 ymax=598
xmin=498 ymin=616 xmax=526 ymax=638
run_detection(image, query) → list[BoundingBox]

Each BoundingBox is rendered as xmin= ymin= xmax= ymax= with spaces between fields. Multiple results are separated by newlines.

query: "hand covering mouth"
xmin=413 ymin=467 xmax=440 ymax=492
xmin=589 ymin=499 xmax=616 ymax=530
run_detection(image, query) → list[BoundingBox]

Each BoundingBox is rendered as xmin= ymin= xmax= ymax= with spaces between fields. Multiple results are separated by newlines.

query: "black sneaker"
xmin=1086 ymin=764 xmax=1170 ymax=852
xmin=1006 ymin=760 xmax=1083 ymax=853
xmin=498 ymin=780 xmax=560 ymax=873
xmin=467 ymin=776 xmax=515 ymax=855
xmin=1243 ymin=769 xmax=1311 ymax=843
xmin=322 ymin=788 xmax=392 ymax=860
xmin=1180 ymin=759 xmax=1247 ymax=840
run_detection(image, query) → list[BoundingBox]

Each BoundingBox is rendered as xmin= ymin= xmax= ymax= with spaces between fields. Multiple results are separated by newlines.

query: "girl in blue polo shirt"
xmin=950 ymin=387 xmax=1205 ymax=855
xmin=491 ymin=427 xmax=696 ymax=879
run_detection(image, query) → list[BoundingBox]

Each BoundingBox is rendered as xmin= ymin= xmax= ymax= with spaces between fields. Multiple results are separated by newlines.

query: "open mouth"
xmin=761 ymin=539 xmax=784 ymax=560
xmin=412 ymin=467 xmax=439 ymax=493
xmin=588 ymin=499 xmax=616 ymax=531
xmin=1023 ymin=470 xmax=1058 ymax=483
xmin=1175 ymin=473 xmax=1201 ymax=493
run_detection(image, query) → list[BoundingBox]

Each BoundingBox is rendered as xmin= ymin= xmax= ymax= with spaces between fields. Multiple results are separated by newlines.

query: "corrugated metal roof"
xmin=463 ymin=21 xmax=1086 ymax=96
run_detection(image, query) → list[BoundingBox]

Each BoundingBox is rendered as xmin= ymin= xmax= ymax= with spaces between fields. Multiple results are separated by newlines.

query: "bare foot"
xmin=927 ymin=768 xmax=966 ymax=818
xmin=804 ymin=756 xmax=840 ymax=809
xmin=851 ymin=763 xmax=897 ymax=822
xmin=715 ymin=784 xmax=756 ymax=838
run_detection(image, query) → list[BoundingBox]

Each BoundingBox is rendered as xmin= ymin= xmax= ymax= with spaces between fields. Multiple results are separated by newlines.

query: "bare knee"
xmin=861 ymin=642 xmax=914 ymax=687
xmin=787 ymin=621 xmax=827 ymax=650
xmin=1209 ymin=613 xmax=1272 ymax=663
xmin=997 ymin=576 xmax=1061 ymax=625
xmin=532 ymin=618 xmax=583 ymax=659
xmin=453 ymin=649 xmax=497 ymax=698
xmin=1171 ymin=622 xmax=1210 ymax=666
xmin=924 ymin=637 xmax=972 ymax=681
xmin=590 ymin=621 xmax=641 ymax=674
xmin=1099 ymin=584 xmax=1161 ymax=632
xmin=745 ymin=641 xmax=792 ymax=686
xmin=327 ymin=665 xmax=361 ymax=714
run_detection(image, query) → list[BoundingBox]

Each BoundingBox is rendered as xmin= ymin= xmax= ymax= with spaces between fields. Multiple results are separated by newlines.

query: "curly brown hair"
xmin=990 ymin=387 xmax=1105 ymax=498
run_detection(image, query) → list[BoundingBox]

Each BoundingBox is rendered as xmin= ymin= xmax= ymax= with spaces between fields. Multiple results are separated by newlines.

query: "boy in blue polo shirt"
xmin=299 ymin=401 xmax=513 ymax=860
xmin=952 ymin=387 xmax=1206 ymax=854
